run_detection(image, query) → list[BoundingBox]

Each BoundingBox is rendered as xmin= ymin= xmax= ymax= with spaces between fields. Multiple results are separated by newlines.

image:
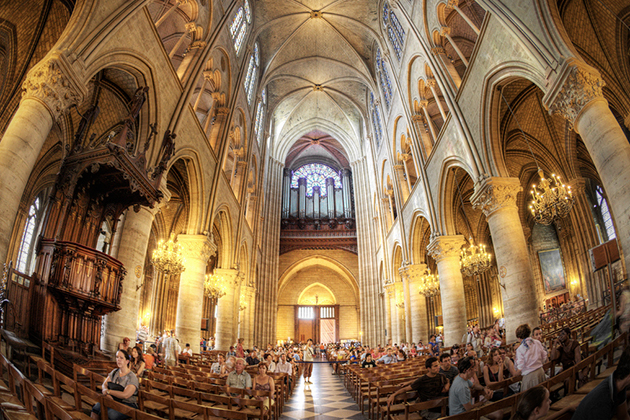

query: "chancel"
xmin=0 ymin=0 xmax=629 ymax=419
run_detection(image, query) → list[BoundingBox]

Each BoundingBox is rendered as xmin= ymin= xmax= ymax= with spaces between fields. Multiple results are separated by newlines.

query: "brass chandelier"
xmin=454 ymin=169 xmax=492 ymax=277
xmin=204 ymin=272 xmax=227 ymax=300
xmin=419 ymin=268 xmax=440 ymax=297
xmin=151 ymin=234 xmax=186 ymax=275
xmin=529 ymin=169 xmax=574 ymax=225
xmin=460 ymin=237 xmax=492 ymax=277
xmin=499 ymin=89 xmax=574 ymax=225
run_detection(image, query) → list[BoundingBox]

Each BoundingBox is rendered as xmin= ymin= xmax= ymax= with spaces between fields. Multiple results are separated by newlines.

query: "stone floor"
xmin=280 ymin=362 xmax=368 ymax=420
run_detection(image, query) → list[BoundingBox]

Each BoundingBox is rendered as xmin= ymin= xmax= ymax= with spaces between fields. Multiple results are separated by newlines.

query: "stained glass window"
xmin=244 ymin=0 xmax=252 ymax=23
xmin=383 ymin=2 xmax=404 ymax=61
xmin=596 ymin=186 xmax=616 ymax=240
xmin=376 ymin=48 xmax=392 ymax=109
xmin=230 ymin=1 xmax=251 ymax=54
xmin=290 ymin=163 xmax=342 ymax=197
xmin=369 ymin=92 xmax=383 ymax=149
xmin=244 ymin=43 xmax=259 ymax=104
xmin=16 ymin=197 xmax=40 ymax=274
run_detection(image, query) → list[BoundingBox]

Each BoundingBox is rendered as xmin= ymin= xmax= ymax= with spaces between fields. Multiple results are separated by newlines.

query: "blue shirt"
xmin=377 ymin=354 xmax=397 ymax=364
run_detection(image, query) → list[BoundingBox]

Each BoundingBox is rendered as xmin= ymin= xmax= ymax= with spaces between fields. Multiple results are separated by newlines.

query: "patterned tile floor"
xmin=280 ymin=362 xmax=368 ymax=420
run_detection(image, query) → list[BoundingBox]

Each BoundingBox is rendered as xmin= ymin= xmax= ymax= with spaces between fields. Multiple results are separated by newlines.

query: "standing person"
xmin=91 ymin=350 xmax=139 ymax=420
xmin=144 ymin=347 xmax=155 ymax=371
xmin=514 ymin=324 xmax=547 ymax=391
xmin=163 ymin=330 xmax=178 ymax=367
xmin=303 ymin=339 xmax=315 ymax=384
xmin=236 ymin=338 xmax=245 ymax=358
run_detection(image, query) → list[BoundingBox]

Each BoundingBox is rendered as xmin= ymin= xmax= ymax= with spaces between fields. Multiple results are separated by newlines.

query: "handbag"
xmin=107 ymin=369 xmax=126 ymax=402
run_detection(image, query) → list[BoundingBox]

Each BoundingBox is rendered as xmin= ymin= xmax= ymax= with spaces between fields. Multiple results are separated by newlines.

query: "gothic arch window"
xmin=290 ymin=163 xmax=341 ymax=197
xmin=376 ymin=48 xmax=393 ymax=109
xmin=230 ymin=0 xmax=251 ymax=55
xmin=16 ymin=196 xmax=44 ymax=274
xmin=594 ymin=185 xmax=616 ymax=242
xmin=244 ymin=43 xmax=259 ymax=104
xmin=254 ymin=88 xmax=266 ymax=145
xmin=370 ymin=92 xmax=384 ymax=149
xmin=383 ymin=2 xmax=404 ymax=61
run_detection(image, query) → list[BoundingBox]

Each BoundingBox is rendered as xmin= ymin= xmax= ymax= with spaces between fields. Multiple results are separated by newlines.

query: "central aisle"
xmin=280 ymin=362 xmax=368 ymax=420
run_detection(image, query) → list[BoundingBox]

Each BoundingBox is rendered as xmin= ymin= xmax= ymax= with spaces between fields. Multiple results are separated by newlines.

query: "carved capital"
xmin=471 ymin=176 xmax=522 ymax=218
xmin=176 ymin=234 xmax=217 ymax=262
xmin=440 ymin=27 xmax=452 ymax=36
xmin=411 ymin=114 xmax=423 ymax=122
xmin=426 ymin=78 xmax=437 ymax=88
xmin=185 ymin=22 xmax=197 ymax=32
xmin=399 ymin=263 xmax=427 ymax=284
xmin=214 ymin=268 xmax=240 ymax=286
xmin=446 ymin=0 xmax=458 ymax=8
xmin=418 ymin=99 xmax=429 ymax=109
xmin=569 ymin=177 xmax=587 ymax=195
xmin=431 ymin=47 xmax=446 ymax=55
xmin=22 ymin=53 xmax=86 ymax=120
xmin=427 ymin=234 xmax=465 ymax=262
xmin=544 ymin=59 xmax=605 ymax=129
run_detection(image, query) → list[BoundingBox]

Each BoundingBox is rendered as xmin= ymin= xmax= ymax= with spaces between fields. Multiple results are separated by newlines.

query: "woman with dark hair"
xmin=130 ymin=346 xmax=146 ymax=377
xmin=91 ymin=349 xmax=139 ymax=420
xmin=252 ymin=362 xmax=275 ymax=409
xmin=510 ymin=386 xmax=550 ymax=419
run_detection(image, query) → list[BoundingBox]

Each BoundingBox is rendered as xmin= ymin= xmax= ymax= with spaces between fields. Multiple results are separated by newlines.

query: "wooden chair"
xmin=139 ymin=389 xmax=170 ymax=417
xmin=232 ymin=395 xmax=268 ymax=420
xmin=45 ymin=399 xmax=92 ymax=420
xmin=390 ymin=397 xmax=447 ymax=420
xmin=74 ymin=381 xmax=103 ymax=413
xmin=143 ymin=378 xmax=173 ymax=397
xmin=476 ymin=393 xmax=518 ymax=419
xmin=206 ymin=406 xmax=248 ymax=420
xmin=171 ymin=398 xmax=205 ymax=420
xmin=171 ymin=386 xmax=199 ymax=403
xmin=198 ymin=391 xmax=232 ymax=410
xmin=99 ymin=396 xmax=138 ymax=420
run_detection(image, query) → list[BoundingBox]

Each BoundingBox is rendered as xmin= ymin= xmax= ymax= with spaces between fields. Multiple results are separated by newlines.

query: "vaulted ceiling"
xmin=253 ymin=0 xmax=381 ymax=163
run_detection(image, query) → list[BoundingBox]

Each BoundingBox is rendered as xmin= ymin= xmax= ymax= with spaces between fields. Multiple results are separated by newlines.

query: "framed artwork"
xmin=539 ymin=248 xmax=566 ymax=294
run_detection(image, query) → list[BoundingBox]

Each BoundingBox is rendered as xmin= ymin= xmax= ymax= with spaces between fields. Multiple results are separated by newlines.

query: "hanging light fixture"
xmin=151 ymin=234 xmax=186 ymax=275
xmin=419 ymin=268 xmax=440 ymax=297
xmin=454 ymin=169 xmax=492 ymax=277
xmin=460 ymin=237 xmax=492 ymax=277
xmin=499 ymin=89 xmax=574 ymax=225
xmin=204 ymin=272 xmax=227 ymax=300
xmin=529 ymin=169 xmax=574 ymax=225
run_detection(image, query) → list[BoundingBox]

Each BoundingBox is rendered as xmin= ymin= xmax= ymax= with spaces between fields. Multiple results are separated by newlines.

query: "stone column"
xmin=544 ymin=59 xmax=630 ymax=276
xmin=155 ymin=0 xmax=186 ymax=27
xmin=420 ymin=101 xmax=439 ymax=141
xmin=426 ymin=78 xmax=447 ymax=121
xmin=215 ymin=268 xmax=240 ymax=351
xmin=441 ymin=27 xmax=469 ymax=66
xmin=192 ymin=71 xmax=214 ymax=112
xmin=393 ymin=164 xmax=410 ymax=202
xmin=472 ymin=177 xmax=538 ymax=340
xmin=446 ymin=0 xmax=480 ymax=34
xmin=168 ymin=22 xmax=196 ymax=59
xmin=384 ymin=283 xmax=394 ymax=342
xmin=412 ymin=114 xmax=434 ymax=157
xmin=175 ymin=235 xmax=216 ymax=353
xmin=102 ymin=206 xmax=159 ymax=353
xmin=394 ymin=281 xmax=405 ymax=343
xmin=431 ymin=47 xmax=462 ymax=88
xmin=400 ymin=263 xmax=428 ymax=344
xmin=427 ymin=235 xmax=467 ymax=346
xmin=240 ymin=284 xmax=255 ymax=348
xmin=0 ymin=54 xmax=85 ymax=264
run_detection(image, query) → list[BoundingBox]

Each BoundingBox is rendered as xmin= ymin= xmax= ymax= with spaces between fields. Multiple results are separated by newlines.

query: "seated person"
xmin=428 ymin=335 xmax=440 ymax=356
xmin=118 ymin=337 xmax=131 ymax=352
xmin=362 ymin=353 xmax=377 ymax=368
xmin=227 ymin=358 xmax=252 ymax=390
xmin=246 ymin=350 xmax=261 ymax=366
xmin=211 ymin=353 xmax=225 ymax=374
xmin=550 ymin=327 xmax=580 ymax=371
xmin=387 ymin=357 xmax=448 ymax=419
xmin=511 ymin=386 xmax=551 ymax=420
xmin=129 ymin=346 xmax=146 ymax=377
xmin=181 ymin=343 xmax=193 ymax=357
xmin=572 ymin=347 xmax=630 ymax=420
xmin=439 ymin=353 xmax=458 ymax=384
xmin=449 ymin=357 xmax=498 ymax=419
xmin=252 ymin=362 xmax=275 ymax=409
xmin=91 ymin=350 xmax=139 ymax=420
xmin=376 ymin=348 xmax=397 ymax=364
xmin=483 ymin=348 xmax=504 ymax=400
